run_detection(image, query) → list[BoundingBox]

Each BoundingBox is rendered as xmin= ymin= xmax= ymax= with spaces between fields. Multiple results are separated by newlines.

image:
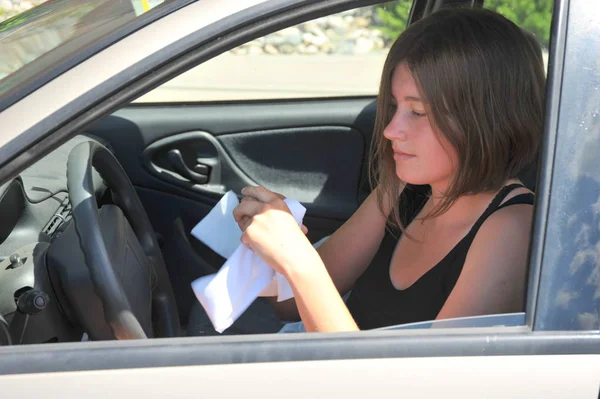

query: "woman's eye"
xmin=411 ymin=110 xmax=426 ymax=117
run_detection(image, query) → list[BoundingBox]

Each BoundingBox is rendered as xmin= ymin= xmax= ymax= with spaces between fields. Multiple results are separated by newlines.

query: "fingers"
xmin=241 ymin=186 xmax=279 ymax=203
xmin=301 ymin=224 xmax=308 ymax=235
xmin=239 ymin=216 xmax=252 ymax=232
xmin=233 ymin=198 xmax=264 ymax=229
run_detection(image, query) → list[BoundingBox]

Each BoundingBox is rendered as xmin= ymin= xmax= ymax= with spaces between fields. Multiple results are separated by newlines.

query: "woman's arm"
xmin=435 ymin=204 xmax=533 ymax=320
xmin=235 ymin=186 xmax=396 ymax=323
xmin=282 ymin=249 xmax=359 ymax=332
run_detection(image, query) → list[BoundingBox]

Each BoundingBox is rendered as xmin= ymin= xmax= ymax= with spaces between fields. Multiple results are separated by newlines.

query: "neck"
xmin=428 ymin=180 xmax=451 ymax=208
xmin=425 ymin=180 xmax=496 ymax=224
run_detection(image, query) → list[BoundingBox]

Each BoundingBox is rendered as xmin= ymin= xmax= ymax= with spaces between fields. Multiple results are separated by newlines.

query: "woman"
xmin=233 ymin=7 xmax=546 ymax=332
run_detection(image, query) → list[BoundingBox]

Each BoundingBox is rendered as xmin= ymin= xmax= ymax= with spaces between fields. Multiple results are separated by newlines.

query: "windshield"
xmin=0 ymin=0 xmax=170 ymax=108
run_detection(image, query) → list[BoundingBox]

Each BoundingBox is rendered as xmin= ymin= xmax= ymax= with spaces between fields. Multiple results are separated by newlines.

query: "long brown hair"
xmin=369 ymin=7 xmax=546 ymax=231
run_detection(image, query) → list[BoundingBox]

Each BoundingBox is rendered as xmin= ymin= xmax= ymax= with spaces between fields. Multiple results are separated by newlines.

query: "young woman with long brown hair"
xmin=233 ymin=7 xmax=546 ymax=332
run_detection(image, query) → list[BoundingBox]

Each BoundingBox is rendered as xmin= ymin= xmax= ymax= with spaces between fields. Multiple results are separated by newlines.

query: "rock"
xmin=301 ymin=21 xmax=320 ymax=33
xmin=325 ymin=29 xmax=342 ymax=41
xmin=279 ymin=26 xmax=300 ymax=36
xmin=278 ymin=44 xmax=296 ymax=54
xmin=305 ymin=44 xmax=319 ymax=54
xmin=355 ymin=37 xmax=375 ymax=54
xmin=296 ymin=43 xmax=307 ymax=54
xmin=249 ymin=37 xmax=265 ymax=46
xmin=288 ymin=34 xmax=303 ymax=46
xmin=230 ymin=47 xmax=248 ymax=56
xmin=335 ymin=27 xmax=351 ymax=39
xmin=265 ymin=34 xmax=286 ymax=46
xmin=247 ymin=45 xmax=264 ymax=55
xmin=313 ymin=16 xmax=329 ymax=28
xmin=355 ymin=17 xmax=370 ymax=28
xmin=319 ymin=42 xmax=333 ymax=54
xmin=18 ymin=1 xmax=33 ymax=10
xmin=303 ymin=32 xmax=327 ymax=47
xmin=264 ymin=44 xmax=278 ymax=55
xmin=279 ymin=26 xmax=303 ymax=45
xmin=222 ymin=12 xmax=396 ymax=56
xmin=327 ymin=15 xmax=346 ymax=30
xmin=335 ymin=41 xmax=355 ymax=55
xmin=350 ymin=28 xmax=370 ymax=40
xmin=306 ymin=25 xmax=327 ymax=38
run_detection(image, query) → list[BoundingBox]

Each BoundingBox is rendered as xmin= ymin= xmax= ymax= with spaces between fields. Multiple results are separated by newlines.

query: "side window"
xmin=134 ymin=0 xmax=413 ymax=103
xmin=484 ymin=0 xmax=553 ymax=70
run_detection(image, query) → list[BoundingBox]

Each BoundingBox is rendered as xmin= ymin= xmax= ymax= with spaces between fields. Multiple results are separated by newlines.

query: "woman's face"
xmin=383 ymin=63 xmax=457 ymax=191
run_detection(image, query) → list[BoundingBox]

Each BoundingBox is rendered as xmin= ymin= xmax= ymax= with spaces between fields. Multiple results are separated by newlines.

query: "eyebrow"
xmin=390 ymin=94 xmax=422 ymax=103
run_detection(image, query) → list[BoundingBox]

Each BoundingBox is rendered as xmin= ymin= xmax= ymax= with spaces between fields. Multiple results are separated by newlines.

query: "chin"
xmin=395 ymin=166 xmax=430 ymax=186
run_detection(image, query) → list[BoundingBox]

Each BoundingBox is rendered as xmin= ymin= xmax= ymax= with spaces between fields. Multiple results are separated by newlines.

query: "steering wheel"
xmin=66 ymin=141 xmax=180 ymax=339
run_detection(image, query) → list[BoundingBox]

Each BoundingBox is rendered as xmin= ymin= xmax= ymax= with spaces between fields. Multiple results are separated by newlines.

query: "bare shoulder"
xmin=469 ymin=201 xmax=534 ymax=259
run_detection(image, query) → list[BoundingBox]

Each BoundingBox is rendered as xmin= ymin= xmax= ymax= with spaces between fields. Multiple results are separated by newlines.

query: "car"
xmin=0 ymin=0 xmax=598 ymax=397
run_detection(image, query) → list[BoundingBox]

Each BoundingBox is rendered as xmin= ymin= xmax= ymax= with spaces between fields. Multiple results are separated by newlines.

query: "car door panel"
xmin=86 ymin=98 xmax=377 ymax=321
xmin=4 ymin=355 xmax=597 ymax=399
xmin=139 ymin=126 xmax=365 ymax=218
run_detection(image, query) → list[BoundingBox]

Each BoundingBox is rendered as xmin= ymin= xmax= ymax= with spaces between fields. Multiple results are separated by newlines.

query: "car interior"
xmin=0 ymin=1 xmax=544 ymax=345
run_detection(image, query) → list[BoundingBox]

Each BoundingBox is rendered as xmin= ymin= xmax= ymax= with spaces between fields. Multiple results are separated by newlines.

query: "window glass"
xmin=484 ymin=0 xmax=553 ymax=68
xmin=134 ymin=0 xmax=413 ymax=103
xmin=0 ymin=0 xmax=169 ymax=104
xmin=533 ymin=1 xmax=600 ymax=332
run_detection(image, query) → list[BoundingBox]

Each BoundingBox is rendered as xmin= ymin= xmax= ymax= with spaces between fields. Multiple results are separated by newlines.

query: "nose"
xmin=383 ymin=117 xmax=408 ymax=142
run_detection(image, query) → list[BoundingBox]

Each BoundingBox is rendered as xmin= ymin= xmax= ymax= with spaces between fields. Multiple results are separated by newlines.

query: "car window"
xmin=484 ymin=0 xmax=553 ymax=69
xmin=0 ymin=0 xmax=172 ymax=106
xmin=532 ymin=0 xmax=600 ymax=332
xmin=134 ymin=0 xmax=413 ymax=103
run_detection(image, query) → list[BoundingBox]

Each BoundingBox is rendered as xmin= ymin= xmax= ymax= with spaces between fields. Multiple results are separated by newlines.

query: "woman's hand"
xmin=234 ymin=186 xmax=359 ymax=333
xmin=239 ymin=189 xmax=308 ymax=234
xmin=233 ymin=186 xmax=318 ymax=277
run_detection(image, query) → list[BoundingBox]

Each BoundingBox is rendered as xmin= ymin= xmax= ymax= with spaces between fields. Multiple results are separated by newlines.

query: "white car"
xmin=0 ymin=0 xmax=598 ymax=397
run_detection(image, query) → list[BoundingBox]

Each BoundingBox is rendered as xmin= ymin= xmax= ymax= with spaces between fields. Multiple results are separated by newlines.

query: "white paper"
xmin=190 ymin=191 xmax=306 ymax=333
xmin=190 ymin=190 xmax=241 ymax=259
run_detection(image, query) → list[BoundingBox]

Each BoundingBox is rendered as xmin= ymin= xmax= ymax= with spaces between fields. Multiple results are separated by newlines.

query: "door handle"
xmin=167 ymin=149 xmax=209 ymax=184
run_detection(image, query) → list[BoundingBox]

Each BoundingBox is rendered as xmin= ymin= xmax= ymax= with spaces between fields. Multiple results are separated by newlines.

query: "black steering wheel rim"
xmin=67 ymin=141 xmax=180 ymax=339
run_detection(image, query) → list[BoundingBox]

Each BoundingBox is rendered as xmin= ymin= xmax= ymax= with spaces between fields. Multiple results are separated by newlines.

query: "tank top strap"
xmin=465 ymin=183 xmax=526 ymax=238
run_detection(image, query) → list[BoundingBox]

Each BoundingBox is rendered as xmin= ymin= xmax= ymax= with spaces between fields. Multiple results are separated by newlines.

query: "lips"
xmin=392 ymin=149 xmax=415 ymax=161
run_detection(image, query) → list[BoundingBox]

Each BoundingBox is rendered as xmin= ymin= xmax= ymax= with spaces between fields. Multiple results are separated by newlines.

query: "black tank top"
xmin=345 ymin=183 xmax=534 ymax=330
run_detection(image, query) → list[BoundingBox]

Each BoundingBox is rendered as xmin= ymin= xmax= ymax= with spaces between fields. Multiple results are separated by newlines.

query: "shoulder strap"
xmin=466 ymin=183 xmax=528 ymax=238
xmin=495 ymin=193 xmax=535 ymax=210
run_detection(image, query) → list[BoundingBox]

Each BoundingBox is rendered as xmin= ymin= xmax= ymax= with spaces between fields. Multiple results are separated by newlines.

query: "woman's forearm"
xmin=285 ymin=252 xmax=359 ymax=332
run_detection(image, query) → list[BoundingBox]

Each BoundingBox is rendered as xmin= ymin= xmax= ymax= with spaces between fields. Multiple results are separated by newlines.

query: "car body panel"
xmin=1 ymin=354 xmax=599 ymax=398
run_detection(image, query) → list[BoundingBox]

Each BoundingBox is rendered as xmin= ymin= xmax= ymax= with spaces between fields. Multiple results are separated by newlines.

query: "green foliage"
xmin=374 ymin=1 xmax=411 ymax=43
xmin=485 ymin=0 xmax=553 ymax=48
xmin=374 ymin=0 xmax=553 ymax=48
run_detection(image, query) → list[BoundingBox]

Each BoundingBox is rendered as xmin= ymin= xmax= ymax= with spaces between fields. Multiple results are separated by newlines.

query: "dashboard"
xmin=0 ymin=135 xmax=107 ymax=344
